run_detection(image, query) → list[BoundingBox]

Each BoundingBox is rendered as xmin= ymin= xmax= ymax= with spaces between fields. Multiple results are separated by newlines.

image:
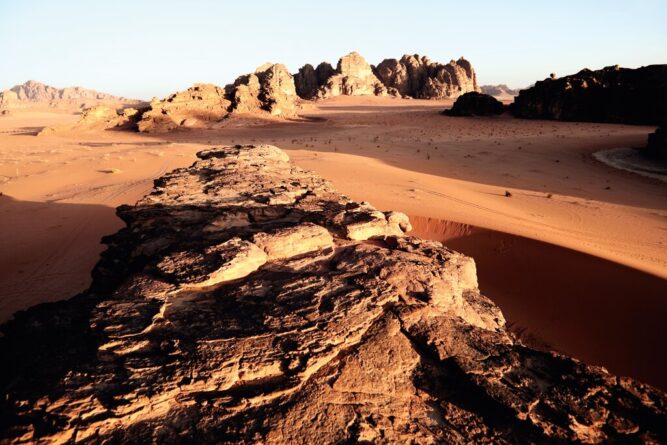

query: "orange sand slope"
xmin=0 ymin=97 xmax=665 ymax=387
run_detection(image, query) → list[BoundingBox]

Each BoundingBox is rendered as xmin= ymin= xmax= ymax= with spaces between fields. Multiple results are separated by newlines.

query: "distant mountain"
xmin=0 ymin=80 xmax=144 ymax=111
xmin=480 ymin=84 xmax=520 ymax=98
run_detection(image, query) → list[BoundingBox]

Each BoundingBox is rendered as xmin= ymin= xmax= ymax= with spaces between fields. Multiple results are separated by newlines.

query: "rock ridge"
xmin=0 ymin=80 xmax=143 ymax=111
xmin=1 ymin=145 xmax=665 ymax=444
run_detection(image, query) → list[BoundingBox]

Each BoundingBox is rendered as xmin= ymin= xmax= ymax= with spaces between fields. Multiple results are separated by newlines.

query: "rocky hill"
xmin=1 ymin=145 xmax=665 ymax=444
xmin=0 ymin=80 xmax=143 ymax=111
xmin=511 ymin=65 xmax=667 ymax=124
xmin=295 ymin=52 xmax=479 ymax=100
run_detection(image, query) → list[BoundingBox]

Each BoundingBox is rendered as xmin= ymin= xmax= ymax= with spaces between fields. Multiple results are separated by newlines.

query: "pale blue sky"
xmin=1 ymin=0 xmax=665 ymax=99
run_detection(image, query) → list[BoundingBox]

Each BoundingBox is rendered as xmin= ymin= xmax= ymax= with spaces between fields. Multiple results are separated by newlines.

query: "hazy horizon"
xmin=2 ymin=0 xmax=666 ymax=100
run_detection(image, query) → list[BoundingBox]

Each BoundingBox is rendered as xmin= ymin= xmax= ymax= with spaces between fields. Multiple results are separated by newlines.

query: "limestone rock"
xmin=444 ymin=92 xmax=505 ymax=116
xmin=1 ymin=145 xmax=666 ymax=444
xmin=374 ymin=54 xmax=480 ymax=99
xmin=510 ymin=64 xmax=667 ymax=124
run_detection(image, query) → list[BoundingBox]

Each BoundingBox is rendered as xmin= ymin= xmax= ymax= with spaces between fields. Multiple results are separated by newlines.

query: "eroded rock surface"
xmin=1 ymin=145 xmax=666 ymax=444
xmin=511 ymin=64 xmax=667 ymax=124
xmin=374 ymin=54 xmax=480 ymax=99
xmin=444 ymin=92 xmax=505 ymax=117
xmin=226 ymin=63 xmax=298 ymax=118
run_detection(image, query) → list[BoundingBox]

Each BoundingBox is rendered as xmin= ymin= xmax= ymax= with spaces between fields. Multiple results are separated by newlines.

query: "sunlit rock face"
xmin=1 ymin=145 xmax=666 ymax=444
xmin=511 ymin=64 xmax=667 ymax=124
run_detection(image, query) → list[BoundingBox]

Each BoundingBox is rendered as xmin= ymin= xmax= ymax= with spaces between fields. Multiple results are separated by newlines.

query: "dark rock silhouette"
xmin=444 ymin=92 xmax=504 ymax=116
xmin=511 ymin=65 xmax=667 ymax=124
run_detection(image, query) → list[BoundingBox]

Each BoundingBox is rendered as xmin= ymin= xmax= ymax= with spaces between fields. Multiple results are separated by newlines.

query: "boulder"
xmin=1 ymin=144 xmax=665 ymax=444
xmin=444 ymin=92 xmax=505 ymax=116
xmin=510 ymin=64 xmax=667 ymax=124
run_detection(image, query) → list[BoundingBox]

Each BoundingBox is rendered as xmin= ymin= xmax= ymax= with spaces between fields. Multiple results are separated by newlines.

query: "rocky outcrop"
xmin=444 ymin=92 xmax=505 ymax=117
xmin=295 ymin=52 xmax=387 ymax=99
xmin=0 ymin=80 xmax=143 ymax=111
xmin=642 ymin=123 xmax=667 ymax=161
xmin=137 ymin=83 xmax=232 ymax=133
xmin=138 ymin=65 xmax=299 ymax=133
xmin=511 ymin=64 xmax=667 ymax=124
xmin=481 ymin=84 xmax=520 ymax=98
xmin=1 ymin=144 xmax=666 ymax=444
xmin=293 ymin=62 xmax=336 ymax=99
xmin=226 ymin=63 xmax=298 ymax=117
xmin=374 ymin=54 xmax=479 ymax=99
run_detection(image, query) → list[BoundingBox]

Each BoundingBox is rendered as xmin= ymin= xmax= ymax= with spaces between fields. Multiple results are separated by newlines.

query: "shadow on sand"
xmin=410 ymin=215 xmax=667 ymax=391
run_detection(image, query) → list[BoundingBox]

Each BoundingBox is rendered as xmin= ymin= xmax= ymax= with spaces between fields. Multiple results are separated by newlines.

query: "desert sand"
xmin=1 ymin=96 xmax=665 ymax=389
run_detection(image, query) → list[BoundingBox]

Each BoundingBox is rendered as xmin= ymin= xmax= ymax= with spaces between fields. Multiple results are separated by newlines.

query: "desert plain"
xmin=1 ymin=95 xmax=665 ymax=391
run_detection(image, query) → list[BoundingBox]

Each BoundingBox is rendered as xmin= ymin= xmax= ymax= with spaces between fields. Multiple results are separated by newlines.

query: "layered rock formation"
xmin=138 ymin=64 xmax=298 ymax=132
xmin=374 ymin=54 xmax=480 ymax=99
xmin=642 ymin=123 xmax=667 ymax=161
xmin=511 ymin=64 xmax=667 ymax=124
xmin=2 ymin=145 xmax=666 ymax=444
xmin=444 ymin=92 xmax=504 ymax=117
xmin=0 ymin=80 xmax=142 ymax=111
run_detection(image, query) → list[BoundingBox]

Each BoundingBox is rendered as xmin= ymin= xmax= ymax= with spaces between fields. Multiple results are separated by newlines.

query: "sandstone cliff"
xmin=1 ymin=145 xmax=665 ymax=444
xmin=511 ymin=64 xmax=667 ymax=124
xmin=374 ymin=54 xmax=480 ymax=99
xmin=0 ymin=80 xmax=143 ymax=111
xmin=295 ymin=52 xmax=387 ymax=99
